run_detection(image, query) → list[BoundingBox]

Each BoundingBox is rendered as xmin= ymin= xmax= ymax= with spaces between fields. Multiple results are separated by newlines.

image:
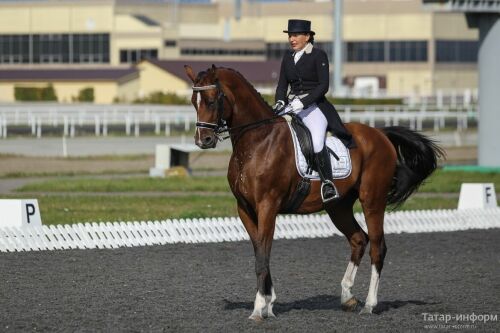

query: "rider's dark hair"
xmin=308 ymin=34 xmax=315 ymax=45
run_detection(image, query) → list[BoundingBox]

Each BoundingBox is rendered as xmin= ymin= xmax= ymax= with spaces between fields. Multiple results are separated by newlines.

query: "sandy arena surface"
xmin=0 ymin=229 xmax=498 ymax=332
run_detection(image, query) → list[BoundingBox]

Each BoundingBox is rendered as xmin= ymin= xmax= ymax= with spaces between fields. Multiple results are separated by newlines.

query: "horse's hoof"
xmin=341 ymin=297 xmax=359 ymax=312
xmin=359 ymin=305 xmax=373 ymax=315
xmin=249 ymin=314 xmax=264 ymax=322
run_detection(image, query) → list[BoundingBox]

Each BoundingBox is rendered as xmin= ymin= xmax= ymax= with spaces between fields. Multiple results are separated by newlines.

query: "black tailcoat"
xmin=275 ymin=45 xmax=355 ymax=148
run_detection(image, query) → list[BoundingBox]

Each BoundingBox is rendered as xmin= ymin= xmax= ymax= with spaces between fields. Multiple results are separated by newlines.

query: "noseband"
xmin=192 ymin=81 xmax=227 ymax=140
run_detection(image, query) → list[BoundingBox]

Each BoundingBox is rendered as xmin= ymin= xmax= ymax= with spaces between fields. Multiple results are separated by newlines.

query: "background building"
xmin=0 ymin=0 xmax=479 ymax=103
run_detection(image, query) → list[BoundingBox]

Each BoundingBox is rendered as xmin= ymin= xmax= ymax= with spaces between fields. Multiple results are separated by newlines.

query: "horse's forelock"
xmin=194 ymin=68 xmax=219 ymax=86
xmin=194 ymin=70 xmax=208 ymax=85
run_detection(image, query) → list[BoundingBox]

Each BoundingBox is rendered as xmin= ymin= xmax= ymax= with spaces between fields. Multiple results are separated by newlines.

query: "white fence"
xmin=0 ymin=103 xmax=478 ymax=139
xmin=0 ymin=208 xmax=499 ymax=252
xmin=0 ymin=104 xmax=195 ymax=138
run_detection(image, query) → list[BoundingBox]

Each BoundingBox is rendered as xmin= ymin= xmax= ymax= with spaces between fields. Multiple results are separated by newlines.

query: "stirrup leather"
xmin=321 ymin=180 xmax=340 ymax=203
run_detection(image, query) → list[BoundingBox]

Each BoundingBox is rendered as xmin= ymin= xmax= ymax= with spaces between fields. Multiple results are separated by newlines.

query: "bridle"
xmin=192 ymin=80 xmax=227 ymax=141
xmin=192 ymin=80 xmax=282 ymax=142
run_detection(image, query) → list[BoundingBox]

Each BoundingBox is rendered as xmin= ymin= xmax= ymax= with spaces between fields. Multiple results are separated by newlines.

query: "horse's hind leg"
xmin=326 ymin=190 xmax=368 ymax=312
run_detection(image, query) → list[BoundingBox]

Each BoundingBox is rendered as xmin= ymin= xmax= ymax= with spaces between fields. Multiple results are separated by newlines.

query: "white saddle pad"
xmin=285 ymin=116 xmax=352 ymax=180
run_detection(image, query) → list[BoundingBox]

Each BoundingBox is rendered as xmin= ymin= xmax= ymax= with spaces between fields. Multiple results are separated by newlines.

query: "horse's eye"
xmin=207 ymin=101 xmax=216 ymax=109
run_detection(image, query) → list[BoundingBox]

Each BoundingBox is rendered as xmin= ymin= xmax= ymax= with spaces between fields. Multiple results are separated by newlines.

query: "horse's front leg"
xmin=242 ymin=204 xmax=278 ymax=322
xmin=250 ymin=237 xmax=276 ymax=321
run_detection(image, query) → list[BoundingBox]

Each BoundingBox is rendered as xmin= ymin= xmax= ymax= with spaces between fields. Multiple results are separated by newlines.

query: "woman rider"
xmin=273 ymin=19 xmax=356 ymax=203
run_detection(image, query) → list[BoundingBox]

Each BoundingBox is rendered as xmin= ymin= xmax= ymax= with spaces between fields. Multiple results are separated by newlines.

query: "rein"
xmin=224 ymin=115 xmax=281 ymax=142
xmin=192 ymin=82 xmax=281 ymax=142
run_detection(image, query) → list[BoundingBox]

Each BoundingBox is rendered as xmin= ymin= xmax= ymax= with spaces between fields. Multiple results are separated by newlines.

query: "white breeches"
xmin=297 ymin=103 xmax=328 ymax=153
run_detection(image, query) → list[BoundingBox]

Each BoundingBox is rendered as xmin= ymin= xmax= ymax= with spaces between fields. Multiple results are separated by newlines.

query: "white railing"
xmin=0 ymin=208 xmax=498 ymax=252
xmin=0 ymin=103 xmax=478 ymax=139
xmin=0 ymin=104 xmax=195 ymax=138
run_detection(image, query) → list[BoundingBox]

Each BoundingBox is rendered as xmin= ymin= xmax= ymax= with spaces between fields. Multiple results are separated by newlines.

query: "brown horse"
xmin=184 ymin=64 xmax=444 ymax=321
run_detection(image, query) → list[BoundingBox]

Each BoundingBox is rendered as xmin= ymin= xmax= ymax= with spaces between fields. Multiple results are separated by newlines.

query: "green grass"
xmin=61 ymin=154 xmax=152 ymax=161
xmin=380 ymin=196 xmax=459 ymax=212
xmin=443 ymin=165 xmax=500 ymax=173
xmin=11 ymin=194 xmax=238 ymax=225
xmin=16 ymin=170 xmax=500 ymax=194
xmin=16 ymin=176 xmax=231 ymax=193
xmin=418 ymin=169 xmax=500 ymax=193
xmin=2 ymin=170 xmax=149 ymax=179
xmin=0 ymin=153 xmax=152 ymax=163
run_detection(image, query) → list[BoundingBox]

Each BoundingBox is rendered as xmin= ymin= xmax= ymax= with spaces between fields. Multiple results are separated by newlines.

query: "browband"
xmin=192 ymin=84 xmax=218 ymax=91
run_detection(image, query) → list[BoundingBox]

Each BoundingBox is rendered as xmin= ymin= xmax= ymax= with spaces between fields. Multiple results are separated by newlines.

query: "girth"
xmin=281 ymin=177 xmax=311 ymax=214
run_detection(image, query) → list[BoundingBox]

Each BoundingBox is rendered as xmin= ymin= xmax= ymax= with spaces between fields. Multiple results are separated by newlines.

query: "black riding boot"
xmin=315 ymin=146 xmax=340 ymax=203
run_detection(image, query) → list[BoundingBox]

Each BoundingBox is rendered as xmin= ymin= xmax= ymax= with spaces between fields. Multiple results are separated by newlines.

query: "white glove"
xmin=291 ymin=98 xmax=304 ymax=113
xmin=272 ymin=100 xmax=285 ymax=114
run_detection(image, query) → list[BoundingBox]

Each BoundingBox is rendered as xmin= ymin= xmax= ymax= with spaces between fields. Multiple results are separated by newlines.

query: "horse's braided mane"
xmin=217 ymin=67 xmax=272 ymax=110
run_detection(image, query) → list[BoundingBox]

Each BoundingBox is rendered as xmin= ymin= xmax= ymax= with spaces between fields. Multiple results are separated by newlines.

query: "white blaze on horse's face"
xmin=196 ymin=92 xmax=201 ymax=109
xmin=194 ymin=92 xmax=202 ymax=146
xmin=192 ymin=88 xmax=218 ymax=149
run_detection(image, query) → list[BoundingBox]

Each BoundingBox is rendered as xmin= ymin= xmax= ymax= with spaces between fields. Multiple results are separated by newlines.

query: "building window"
xmin=347 ymin=41 xmax=385 ymax=62
xmin=73 ymin=34 xmax=109 ymax=63
xmin=119 ymin=49 xmax=158 ymax=64
xmin=435 ymin=40 xmax=478 ymax=63
xmin=180 ymin=48 xmax=265 ymax=57
xmin=0 ymin=35 xmax=30 ymax=64
xmin=266 ymin=43 xmax=288 ymax=59
xmin=0 ymin=33 xmax=109 ymax=64
xmin=389 ymin=41 xmax=427 ymax=62
xmin=165 ymin=40 xmax=177 ymax=47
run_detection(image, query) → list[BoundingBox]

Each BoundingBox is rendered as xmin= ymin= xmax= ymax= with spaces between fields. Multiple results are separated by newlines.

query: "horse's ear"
xmin=184 ymin=65 xmax=196 ymax=83
xmin=211 ymin=64 xmax=217 ymax=71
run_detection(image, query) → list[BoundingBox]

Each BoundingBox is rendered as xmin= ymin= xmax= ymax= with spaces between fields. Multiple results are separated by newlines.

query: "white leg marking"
xmin=264 ymin=287 xmax=277 ymax=318
xmin=341 ymin=261 xmax=358 ymax=304
xmin=249 ymin=291 xmax=267 ymax=320
xmin=250 ymin=288 xmax=277 ymax=320
xmin=361 ymin=264 xmax=380 ymax=314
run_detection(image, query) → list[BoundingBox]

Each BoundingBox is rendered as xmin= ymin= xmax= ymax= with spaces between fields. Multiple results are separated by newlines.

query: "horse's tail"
xmin=381 ymin=126 xmax=445 ymax=208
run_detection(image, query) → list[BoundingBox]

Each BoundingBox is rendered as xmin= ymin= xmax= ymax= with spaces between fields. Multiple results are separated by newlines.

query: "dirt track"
xmin=0 ymin=229 xmax=499 ymax=332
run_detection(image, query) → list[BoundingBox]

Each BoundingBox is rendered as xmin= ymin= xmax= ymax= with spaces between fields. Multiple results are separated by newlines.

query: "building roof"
xmin=145 ymin=59 xmax=281 ymax=85
xmin=132 ymin=14 xmax=160 ymax=26
xmin=0 ymin=68 xmax=139 ymax=82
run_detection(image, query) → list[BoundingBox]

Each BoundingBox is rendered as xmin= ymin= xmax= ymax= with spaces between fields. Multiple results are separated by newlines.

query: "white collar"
xmin=294 ymin=43 xmax=313 ymax=56
xmin=304 ymin=43 xmax=313 ymax=54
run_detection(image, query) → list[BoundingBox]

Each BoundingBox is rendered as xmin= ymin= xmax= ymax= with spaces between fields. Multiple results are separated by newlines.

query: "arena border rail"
xmin=0 ymin=208 xmax=499 ymax=252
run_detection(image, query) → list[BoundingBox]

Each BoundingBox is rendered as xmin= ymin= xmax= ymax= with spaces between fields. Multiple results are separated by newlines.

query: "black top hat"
xmin=283 ymin=19 xmax=315 ymax=35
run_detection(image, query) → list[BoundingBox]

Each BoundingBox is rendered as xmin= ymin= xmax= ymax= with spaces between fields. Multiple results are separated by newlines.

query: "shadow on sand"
xmin=223 ymin=295 xmax=440 ymax=315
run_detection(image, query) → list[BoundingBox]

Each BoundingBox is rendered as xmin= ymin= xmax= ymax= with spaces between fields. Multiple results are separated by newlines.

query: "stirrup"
xmin=321 ymin=180 xmax=340 ymax=203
